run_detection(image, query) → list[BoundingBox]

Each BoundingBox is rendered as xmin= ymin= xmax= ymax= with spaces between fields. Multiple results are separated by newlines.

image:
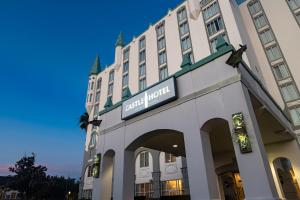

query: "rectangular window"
xmin=249 ymin=0 xmax=262 ymax=15
xmin=161 ymin=180 xmax=183 ymax=196
xmin=140 ymin=152 xmax=149 ymax=168
xmin=94 ymin=104 xmax=99 ymax=115
xmin=123 ymin=48 xmax=130 ymax=61
xmin=273 ymin=63 xmax=290 ymax=80
xmin=139 ymin=63 xmax=146 ymax=77
xmin=123 ymin=61 xmax=129 ymax=73
xmin=179 ymin=22 xmax=189 ymax=36
xmin=156 ymin=24 xmax=165 ymax=37
xmin=296 ymin=12 xmax=300 ymax=24
xmin=139 ymin=78 xmax=147 ymax=91
xmin=109 ymin=70 xmax=114 ymax=82
xmin=177 ymin=8 xmax=187 ymax=22
xmin=206 ymin=17 xmax=224 ymax=36
xmin=96 ymin=78 xmax=102 ymax=90
xmin=254 ymin=14 xmax=267 ymax=29
xmin=158 ymin=37 xmax=166 ymax=50
xmin=181 ymin=36 xmax=191 ymax=52
xmin=135 ymin=183 xmax=153 ymax=198
xmin=139 ymin=50 xmax=146 ymax=63
xmin=280 ymin=83 xmax=300 ymax=102
xmin=95 ymin=91 xmax=100 ymax=102
xmin=122 ymin=74 xmax=129 ymax=87
xmin=90 ymin=82 xmax=94 ymax=90
xmin=266 ymin=45 xmax=282 ymax=61
xmin=259 ymin=29 xmax=274 ymax=44
xmin=89 ymin=94 xmax=93 ymax=102
xmin=139 ymin=38 xmax=146 ymax=50
xmin=290 ymin=107 xmax=300 ymax=126
xmin=210 ymin=34 xmax=228 ymax=53
xmin=203 ymin=2 xmax=219 ymax=20
xmin=165 ymin=153 xmax=176 ymax=163
xmin=108 ymin=83 xmax=113 ymax=96
xmin=159 ymin=66 xmax=168 ymax=81
xmin=158 ymin=51 xmax=167 ymax=65
xmin=287 ymin=0 xmax=300 ymax=10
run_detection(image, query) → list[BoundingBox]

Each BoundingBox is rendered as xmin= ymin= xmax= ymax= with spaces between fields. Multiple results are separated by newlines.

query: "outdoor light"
xmin=232 ymin=112 xmax=252 ymax=154
xmin=172 ymin=144 xmax=178 ymax=148
xmin=68 ymin=191 xmax=71 ymax=195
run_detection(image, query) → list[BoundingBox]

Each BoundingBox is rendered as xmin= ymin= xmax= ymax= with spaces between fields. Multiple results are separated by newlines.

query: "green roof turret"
xmin=90 ymin=55 xmax=101 ymax=75
xmin=115 ymin=32 xmax=125 ymax=47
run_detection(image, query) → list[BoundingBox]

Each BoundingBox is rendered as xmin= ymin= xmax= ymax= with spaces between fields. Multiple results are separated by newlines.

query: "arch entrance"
xmin=126 ymin=129 xmax=190 ymax=200
xmin=201 ymin=118 xmax=245 ymax=200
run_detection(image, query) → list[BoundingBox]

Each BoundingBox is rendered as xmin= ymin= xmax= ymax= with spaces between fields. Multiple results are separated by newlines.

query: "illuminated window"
xmin=161 ymin=179 xmax=183 ymax=196
xmin=165 ymin=153 xmax=176 ymax=163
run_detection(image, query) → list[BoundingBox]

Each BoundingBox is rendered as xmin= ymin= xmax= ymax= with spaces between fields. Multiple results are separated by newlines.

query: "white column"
xmin=112 ymin=149 xmax=135 ymax=200
xmin=184 ymin=126 xmax=220 ymax=199
xmin=223 ymin=83 xmax=279 ymax=200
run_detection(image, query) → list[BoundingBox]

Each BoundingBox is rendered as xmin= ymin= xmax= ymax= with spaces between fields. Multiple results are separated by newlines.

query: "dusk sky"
xmin=0 ymin=0 xmax=244 ymax=178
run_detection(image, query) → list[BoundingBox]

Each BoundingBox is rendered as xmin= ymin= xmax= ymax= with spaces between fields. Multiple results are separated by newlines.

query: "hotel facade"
xmin=79 ymin=0 xmax=300 ymax=199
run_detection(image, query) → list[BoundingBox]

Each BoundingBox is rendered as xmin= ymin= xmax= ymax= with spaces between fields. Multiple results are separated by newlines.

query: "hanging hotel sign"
xmin=122 ymin=77 xmax=177 ymax=120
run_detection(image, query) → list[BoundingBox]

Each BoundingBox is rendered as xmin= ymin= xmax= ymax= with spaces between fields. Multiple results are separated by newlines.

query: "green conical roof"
xmin=90 ymin=55 xmax=101 ymax=75
xmin=115 ymin=32 xmax=125 ymax=47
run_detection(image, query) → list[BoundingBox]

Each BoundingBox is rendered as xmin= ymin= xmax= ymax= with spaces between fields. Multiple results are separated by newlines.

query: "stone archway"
xmin=200 ymin=118 xmax=245 ymax=200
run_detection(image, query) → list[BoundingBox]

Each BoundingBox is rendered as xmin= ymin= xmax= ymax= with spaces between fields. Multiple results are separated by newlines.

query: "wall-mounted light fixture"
xmin=232 ymin=112 xmax=252 ymax=154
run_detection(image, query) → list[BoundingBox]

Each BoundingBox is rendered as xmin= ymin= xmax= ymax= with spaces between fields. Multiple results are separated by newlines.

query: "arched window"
xmin=89 ymin=132 xmax=96 ymax=147
xmin=273 ymin=157 xmax=300 ymax=199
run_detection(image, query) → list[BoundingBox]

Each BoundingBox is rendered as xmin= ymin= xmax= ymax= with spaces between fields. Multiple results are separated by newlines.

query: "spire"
xmin=90 ymin=55 xmax=101 ymax=75
xmin=115 ymin=32 xmax=125 ymax=47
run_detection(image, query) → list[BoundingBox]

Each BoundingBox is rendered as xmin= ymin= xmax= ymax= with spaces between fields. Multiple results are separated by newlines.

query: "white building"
xmin=79 ymin=0 xmax=300 ymax=199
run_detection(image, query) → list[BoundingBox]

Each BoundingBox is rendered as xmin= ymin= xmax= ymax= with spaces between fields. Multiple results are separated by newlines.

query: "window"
xmin=108 ymin=70 xmax=114 ymax=96
xmin=161 ymin=180 xmax=183 ymax=196
xmin=87 ymin=165 xmax=93 ymax=177
xmin=181 ymin=36 xmax=192 ymax=52
xmin=159 ymin=66 xmax=168 ymax=81
xmin=139 ymin=63 xmax=146 ymax=77
xmin=259 ymin=29 xmax=274 ymax=44
xmin=287 ymin=0 xmax=300 ymax=10
xmin=90 ymin=82 xmax=94 ymax=90
xmin=123 ymin=48 xmax=130 ymax=61
xmin=96 ymin=78 xmax=102 ymax=90
xmin=165 ymin=153 xmax=176 ymax=163
xmin=139 ymin=50 xmax=146 ymax=63
xmin=179 ymin=22 xmax=189 ymax=36
xmin=273 ymin=63 xmax=290 ymax=80
xmin=254 ymin=14 xmax=267 ymax=29
xmin=210 ymin=34 xmax=228 ymax=53
xmin=177 ymin=8 xmax=187 ymax=22
xmin=123 ymin=61 xmax=129 ymax=73
xmin=140 ymin=151 xmax=149 ymax=168
xmin=135 ymin=183 xmax=153 ymax=198
xmin=90 ymin=132 xmax=96 ymax=146
xmin=266 ymin=45 xmax=282 ymax=61
xmin=94 ymin=104 xmax=99 ymax=115
xmin=280 ymin=83 xmax=300 ymax=102
xmin=203 ymin=2 xmax=219 ymax=20
xmin=156 ymin=24 xmax=165 ymax=37
xmin=296 ymin=12 xmax=300 ymax=24
xmin=139 ymin=78 xmax=147 ymax=91
xmin=122 ymin=73 xmax=129 ymax=87
xmin=158 ymin=51 xmax=167 ymax=65
xmin=109 ymin=70 xmax=114 ymax=82
xmin=139 ymin=37 xmax=146 ymax=49
xmin=249 ymin=1 xmax=262 ymax=15
xmin=206 ymin=17 xmax=224 ymax=36
xmin=95 ymin=91 xmax=100 ymax=102
xmin=290 ymin=107 xmax=300 ymax=126
xmin=89 ymin=94 xmax=93 ymax=102
xmin=158 ymin=37 xmax=166 ymax=50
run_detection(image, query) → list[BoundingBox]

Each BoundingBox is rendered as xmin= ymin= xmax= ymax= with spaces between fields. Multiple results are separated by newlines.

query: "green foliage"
xmin=7 ymin=153 xmax=79 ymax=200
xmin=79 ymin=112 xmax=89 ymax=132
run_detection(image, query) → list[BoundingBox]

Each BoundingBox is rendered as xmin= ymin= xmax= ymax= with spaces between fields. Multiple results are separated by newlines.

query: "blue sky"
xmin=0 ymin=0 xmax=244 ymax=178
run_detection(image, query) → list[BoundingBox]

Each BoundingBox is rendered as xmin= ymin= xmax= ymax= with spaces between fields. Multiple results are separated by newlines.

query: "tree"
xmin=8 ymin=153 xmax=47 ymax=200
xmin=79 ymin=112 xmax=89 ymax=131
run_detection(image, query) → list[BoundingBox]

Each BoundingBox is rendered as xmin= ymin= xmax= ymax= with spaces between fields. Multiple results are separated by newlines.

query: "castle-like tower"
xmin=79 ymin=0 xmax=300 ymax=199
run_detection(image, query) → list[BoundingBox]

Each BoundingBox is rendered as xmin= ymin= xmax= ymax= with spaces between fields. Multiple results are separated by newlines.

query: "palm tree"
xmin=79 ymin=112 xmax=89 ymax=131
